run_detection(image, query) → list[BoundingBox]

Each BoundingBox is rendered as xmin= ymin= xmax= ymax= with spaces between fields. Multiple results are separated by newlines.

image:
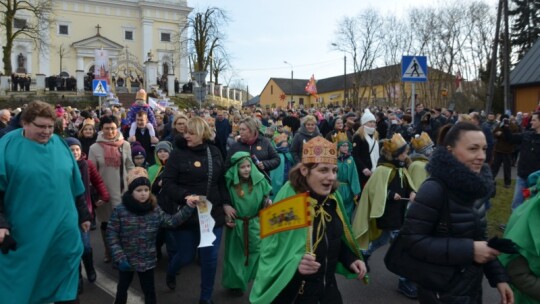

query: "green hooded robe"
xmin=222 ymin=152 xmax=272 ymax=291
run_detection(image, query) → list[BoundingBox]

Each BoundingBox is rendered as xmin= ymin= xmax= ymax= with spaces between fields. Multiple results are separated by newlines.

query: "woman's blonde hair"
xmin=186 ymin=117 xmax=213 ymax=141
xmin=354 ymin=125 xmax=379 ymax=142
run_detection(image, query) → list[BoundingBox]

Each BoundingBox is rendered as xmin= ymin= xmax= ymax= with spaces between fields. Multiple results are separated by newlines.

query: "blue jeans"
xmin=80 ymin=230 xmax=91 ymax=254
xmin=363 ymin=229 xmax=399 ymax=256
xmin=511 ymin=176 xmax=528 ymax=210
xmin=166 ymin=226 xmax=223 ymax=301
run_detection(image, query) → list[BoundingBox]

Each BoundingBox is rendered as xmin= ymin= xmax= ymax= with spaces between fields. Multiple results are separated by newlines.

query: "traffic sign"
xmin=402 ymin=56 xmax=428 ymax=82
xmin=92 ymin=79 xmax=108 ymax=96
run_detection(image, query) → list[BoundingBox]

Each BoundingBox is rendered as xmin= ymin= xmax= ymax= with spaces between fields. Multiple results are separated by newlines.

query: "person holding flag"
xmin=250 ymin=136 xmax=367 ymax=304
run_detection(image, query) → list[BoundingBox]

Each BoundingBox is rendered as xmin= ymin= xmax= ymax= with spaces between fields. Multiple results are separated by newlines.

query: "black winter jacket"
xmin=225 ymin=135 xmax=280 ymax=177
xmin=400 ymin=147 xmax=509 ymax=293
xmin=159 ymin=136 xmax=229 ymax=228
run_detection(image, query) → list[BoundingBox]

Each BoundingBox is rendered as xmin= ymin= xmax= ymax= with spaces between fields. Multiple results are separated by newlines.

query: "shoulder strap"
xmin=206 ymin=146 xmax=213 ymax=197
xmin=425 ymin=177 xmax=451 ymax=235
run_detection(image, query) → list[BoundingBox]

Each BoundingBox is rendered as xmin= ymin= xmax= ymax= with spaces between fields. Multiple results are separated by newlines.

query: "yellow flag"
xmin=259 ymin=192 xmax=310 ymax=239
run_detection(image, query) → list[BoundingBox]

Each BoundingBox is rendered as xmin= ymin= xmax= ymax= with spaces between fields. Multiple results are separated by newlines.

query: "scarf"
xmin=97 ymin=132 xmax=125 ymax=168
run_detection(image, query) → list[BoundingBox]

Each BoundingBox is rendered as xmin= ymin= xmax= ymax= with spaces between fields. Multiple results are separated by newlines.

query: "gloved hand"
xmin=488 ymin=236 xmax=519 ymax=254
xmin=118 ymin=259 xmax=133 ymax=272
xmin=1 ymin=234 xmax=17 ymax=254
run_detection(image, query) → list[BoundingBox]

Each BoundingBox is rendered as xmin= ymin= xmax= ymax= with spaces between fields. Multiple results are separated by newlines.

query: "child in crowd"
xmin=131 ymin=142 xmax=148 ymax=168
xmin=333 ymin=132 xmax=361 ymax=221
xmin=107 ymin=167 xmax=196 ymax=304
xmin=66 ymin=137 xmax=110 ymax=292
xmin=222 ymin=152 xmax=272 ymax=297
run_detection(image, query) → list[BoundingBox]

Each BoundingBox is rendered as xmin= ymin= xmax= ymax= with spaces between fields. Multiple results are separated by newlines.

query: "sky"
xmin=189 ymin=0 xmax=499 ymax=97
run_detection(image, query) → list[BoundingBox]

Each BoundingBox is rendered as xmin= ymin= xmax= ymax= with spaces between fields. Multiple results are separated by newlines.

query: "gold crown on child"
xmin=302 ymin=137 xmax=337 ymax=164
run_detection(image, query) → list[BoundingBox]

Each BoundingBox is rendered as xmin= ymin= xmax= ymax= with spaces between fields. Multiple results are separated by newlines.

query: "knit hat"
xmin=155 ymin=141 xmax=172 ymax=153
xmin=131 ymin=142 xmax=146 ymax=159
xmin=65 ymin=137 xmax=81 ymax=148
xmin=360 ymin=108 xmax=376 ymax=125
xmin=127 ymin=167 xmax=151 ymax=193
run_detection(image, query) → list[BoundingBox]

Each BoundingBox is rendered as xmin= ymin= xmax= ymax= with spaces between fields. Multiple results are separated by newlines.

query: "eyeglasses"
xmin=31 ymin=121 xmax=54 ymax=130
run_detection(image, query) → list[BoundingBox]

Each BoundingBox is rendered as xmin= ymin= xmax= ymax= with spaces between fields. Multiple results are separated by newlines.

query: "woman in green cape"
xmin=222 ymin=151 xmax=272 ymax=296
xmin=250 ymin=136 xmax=367 ymax=304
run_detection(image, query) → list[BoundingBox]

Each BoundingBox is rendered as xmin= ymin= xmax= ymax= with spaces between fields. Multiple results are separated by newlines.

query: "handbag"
xmin=384 ymin=178 xmax=462 ymax=292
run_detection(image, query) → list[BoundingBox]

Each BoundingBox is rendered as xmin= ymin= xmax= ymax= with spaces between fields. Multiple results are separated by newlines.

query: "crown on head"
xmin=331 ymin=131 xmax=349 ymax=144
xmin=410 ymin=132 xmax=434 ymax=152
xmin=383 ymin=133 xmax=408 ymax=154
xmin=302 ymin=137 xmax=337 ymax=165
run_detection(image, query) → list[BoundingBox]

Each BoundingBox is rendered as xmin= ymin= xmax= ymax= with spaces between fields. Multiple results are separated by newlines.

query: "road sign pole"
xmin=411 ymin=82 xmax=416 ymax=125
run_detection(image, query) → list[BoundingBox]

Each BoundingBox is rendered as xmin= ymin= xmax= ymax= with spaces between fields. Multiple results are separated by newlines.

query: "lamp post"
xmin=332 ymin=43 xmax=347 ymax=105
xmin=283 ymin=61 xmax=294 ymax=109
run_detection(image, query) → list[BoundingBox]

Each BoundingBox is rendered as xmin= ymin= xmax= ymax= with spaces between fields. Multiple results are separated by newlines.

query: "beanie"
xmin=360 ymin=108 xmax=376 ymax=125
xmin=131 ymin=142 xmax=146 ymax=159
xmin=65 ymin=137 xmax=81 ymax=148
xmin=127 ymin=167 xmax=151 ymax=193
xmin=155 ymin=141 xmax=172 ymax=153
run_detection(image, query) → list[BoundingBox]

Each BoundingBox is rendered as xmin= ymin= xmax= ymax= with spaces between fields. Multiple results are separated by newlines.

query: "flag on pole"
xmin=305 ymin=74 xmax=319 ymax=99
xmin=455 ymin=70 xmax=463 ymax=93
xmin=259 ymin=192 xmax=311 ymax=239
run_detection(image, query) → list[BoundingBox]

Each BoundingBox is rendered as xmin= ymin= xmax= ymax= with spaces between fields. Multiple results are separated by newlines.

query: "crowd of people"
xmin=0 ymin=94 xmax=540 ymax=303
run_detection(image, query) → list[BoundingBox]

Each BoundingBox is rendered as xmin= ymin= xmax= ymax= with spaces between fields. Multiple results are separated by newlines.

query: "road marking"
xmin=82 ymin=267 xmax=145 ymax=304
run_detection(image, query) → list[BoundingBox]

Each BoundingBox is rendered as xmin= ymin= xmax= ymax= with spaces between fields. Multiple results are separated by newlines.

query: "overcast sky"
xmin=189 ymin=0 xmax=499 ymax=96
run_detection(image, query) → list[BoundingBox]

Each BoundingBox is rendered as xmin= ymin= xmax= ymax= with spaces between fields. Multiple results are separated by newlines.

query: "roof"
xmin=510 ymin=38 xmax=540 ymax=87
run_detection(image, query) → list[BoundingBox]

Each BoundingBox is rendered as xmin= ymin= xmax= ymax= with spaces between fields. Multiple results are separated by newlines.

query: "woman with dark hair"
xmin=88 ymin=115 xmax=135 ymax=263
xmin=250 ymin=137 xmax=367 ymax=304
xmin=159 ymin=117 xmax=230 ymax=304
xmin=399 ymin=122 xmax=514 ymax=303
xmin=0 ymin=100 xmax=91 ymax=303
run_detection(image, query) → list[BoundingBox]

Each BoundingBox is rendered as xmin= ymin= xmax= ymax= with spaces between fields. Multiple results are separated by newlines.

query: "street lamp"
xmin=283 ymin=61 xmax=294 ymax=109
xmin=331 ymin=43 xmax=347 ymax=105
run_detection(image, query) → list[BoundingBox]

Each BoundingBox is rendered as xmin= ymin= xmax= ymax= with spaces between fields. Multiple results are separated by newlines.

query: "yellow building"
xmin=259 ymin=64 xmax=455 ymax=110
xmin=2 ymin=0 xmax=192 ymax=81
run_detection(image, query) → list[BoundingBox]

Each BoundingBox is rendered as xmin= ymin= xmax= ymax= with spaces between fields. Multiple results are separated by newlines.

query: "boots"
xmin=100 ymin=226 xmax=111 ymax=263
xmin=82 ymin=249 xmax=97 ymax=283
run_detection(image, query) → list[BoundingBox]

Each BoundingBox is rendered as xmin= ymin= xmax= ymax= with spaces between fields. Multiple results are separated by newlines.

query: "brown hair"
xmin=21 ymin=100 xmax=56 ymax=123
xmin=288 ymin=163 xmax=339 ymax=194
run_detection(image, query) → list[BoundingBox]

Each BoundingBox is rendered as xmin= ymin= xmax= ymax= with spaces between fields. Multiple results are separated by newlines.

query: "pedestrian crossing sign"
xmin=92 ymin=79 xmax=108 ymax=96
xmin=402 ymin=56 xmax=428 ymax=82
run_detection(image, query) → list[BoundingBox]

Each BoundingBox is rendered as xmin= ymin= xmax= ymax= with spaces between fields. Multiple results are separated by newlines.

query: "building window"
xmin=125 ymin=30 xmax=133 ymax=40
xmin=59 ymin=24 xmax=69 ymax=35
xmin=14 ymin=18 xmax=26 ymax=29
xmin=161 ymin=32 xmax=171 ymax=42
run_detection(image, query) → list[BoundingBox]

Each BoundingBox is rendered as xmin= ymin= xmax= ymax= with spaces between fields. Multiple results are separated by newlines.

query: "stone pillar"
xmin=35 ymin=74 xmax=46 ymax=94
xmin=0 ymin=76 xmax=9 ymax=96
xmin=76 ymin=70 xmax=85 ymax=95
xmin=167 ymin=74 xmax=175 ymax=97
xmin=144 ymin=60 xmax=158 ymax=93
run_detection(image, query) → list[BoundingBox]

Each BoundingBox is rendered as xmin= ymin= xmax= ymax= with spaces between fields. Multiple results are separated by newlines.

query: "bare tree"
xmin=183 ymin=7 xmax=229 ymax=75
xmin=0 ymin=0 xmax=53 ymax=75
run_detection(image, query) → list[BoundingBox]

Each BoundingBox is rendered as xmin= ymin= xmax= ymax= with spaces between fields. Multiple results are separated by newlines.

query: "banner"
xmin=94 ymin=49 xmax=110 ymax=84
xmin=197 ymin=196 xmax=216 ymax=247
xmin=259 ymin=192 xmax=310 ymax=239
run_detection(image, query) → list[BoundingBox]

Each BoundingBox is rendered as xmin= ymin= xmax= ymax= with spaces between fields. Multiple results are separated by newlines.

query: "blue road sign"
xmin=92 ymin=79 xmax=109 ymax=96
xmin=402 ymin=56 xmax=428 ymax=82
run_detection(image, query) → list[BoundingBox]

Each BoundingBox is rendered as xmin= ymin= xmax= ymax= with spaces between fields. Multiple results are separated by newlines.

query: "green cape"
xmin=249 ymin=182 xmax=366 ymax=304
xmin=351 ymin=164 xmax=416 ymax=249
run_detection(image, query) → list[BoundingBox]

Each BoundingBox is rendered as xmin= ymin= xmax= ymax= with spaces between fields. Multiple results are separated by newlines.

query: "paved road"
xmin=80 ymin=229 xmax=501 ymax=304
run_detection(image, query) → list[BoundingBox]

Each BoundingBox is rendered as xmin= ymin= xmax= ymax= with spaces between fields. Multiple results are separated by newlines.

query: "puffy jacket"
xmin=400 ymin=147 xmax=509 ymax=295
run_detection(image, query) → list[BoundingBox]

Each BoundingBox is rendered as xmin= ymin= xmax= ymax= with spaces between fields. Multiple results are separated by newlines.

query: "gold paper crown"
xmin=383 ymin=133 xmax=407 ymax=154
xmin=331 ymin=131 xmax=349 ymax=144
xmin=127 ymin=167 xmax=149 ymax=186
xmin=136 ymin=89 xmax=147 ymax=101
xmin=410 ymin=132 xmax=434 ymax=152
xmin=302 ymin=137 xmax=337 ymax=164
xmin=273 ymin=132 xmax=289 ymax=145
